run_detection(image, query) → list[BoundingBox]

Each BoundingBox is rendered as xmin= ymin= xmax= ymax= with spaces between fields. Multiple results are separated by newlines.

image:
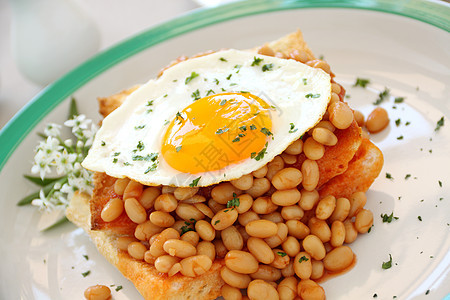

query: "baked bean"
xmin=353 ymin=110 xmax=365 ymax=127
xmin=362 ymin=128 xmax=370 ymax=139
xmin=101 ymin=197 xmax=124 ymax=222
xmin=247 ymin=279 xmax=279 ymax=300
xmin=221 ymin=266 xmax=251 ymax=289
xmin=176 ymin=203 xmax=205 ymax=221
xmin=172 ymin=220 xmax=193 ymax=235
xmin=231 ymin=174 xmax=254 ymax=190
xmin=163 ymin=239 xmax=197 ymax=258
xmin=281 ymin=236 xmax=301 ymax=257
xmin=123 ymin=180 xmax=143 ymax=200
xmin=297 ymin=279 xmax=325 ymax=300
xmin=349 ymin=191 xmax=367 ymax=217
xmin=196 ymin=241 xmax=216 ymax=261
xmin=330 ymin=220 xmax=346 ymax=247
xmin=181 ymin=230 xmax=200 ymax=247
xmin=281 ymin=153 xmax=297 ymax=165
xmin=265 ymin=223 xmax=288 ymax=248
xmin=150 ymin=228 xmax=180 ymax=257
xmin=306 ymin=59 xmax=331 ymax=74
xmin=331 ymin=82 xmax=342 ymax=94
xmin=262 ymin=212 xmax=284 ymax=223
xmin=154 ymin=255 xmax=179 ymax=273
xmin=355 ymin=209 xmax=373 ymax=233
xmin=193 ymin=202 xmax=214 ymax=218
xmin=180 ymin=255 xmax=212 ymax=277
xmin=174 ymin=186 xmax=199 ymax=201
xmin=128 ymin=241 xmax=147 ymax=260
xmin=161 ymin=186 xmax=176 ymax=194
xmin=311 ymin=259 xmax=324 ymax=280
xmin=328 ymin=101 xmax=353 ymax=130
xmin=281 ymin=260 xmax=295 ymax=277
xmin=266 ymin=156 xmax=285 ymax=181
xmin=344 ymin=220 xmax=358 ymax=244
xmin=250 ymin=265 xmax=282 ymax=281
xmin=144 ymin=250 xmax=157 ymax=264
xmin=168 ymin=262 xmax=181 ymax=276
xmin=181 ymin=194 xmax=206 ymax=204
xmin=285 ymin=139 xmax=303 ymax=155
xmin=286 ymin=220 xmax=310 ymax=239
xmin=246 ymin=178 xmax=271 ymax=198
xmin=211 ymin=182 xmax=243 ymax=205
xmin=312 ymin=127 xmax=338 ymax=146
xmin=271 ymin=190 xmax=301 ymax=209
xmin=258 ymin=44 xmax=275 ymax=56
xmin=222 ymin=226 xmax=244 ymax=250
xmin=294 ymin=252 xmax=312 ymax=279
xmin=221 ymin=284 xmax=243 ymax=300
xmin=289 ymin=49 xmax=308 ymax=63
xmin=84 ymin=285 xmax=111 ymax=300
xmin=323 ymin=245 xmax=354 ymax=272
xmin=149 ymin=234 xmax=159 ymax=246
xmin=114 ymin=178 xmax=130 ymax=196
xmin=154 ymin=193 xmax=178 ymax=212
xmin=208 ymin=199 xmax=226 ymax=214
xmin=366 ymin=107 xmax=389 ymax=133
xmin=246 ymin=220 xmax=278 ymax=238
xmin=116 ymin=236 xmax=136 ymax=251
xmin=271 ymin=168 xmax=302 ymax=190
xmin=315 ymin=120 xmax=336 ymax=133
xmin=330 ymin=92 xmax=340 ymax=104
xmin=298 ymin=189 xmax=319 ymax=210
xmin=303 ymin=137 xmax=325 ymax=160
xmin=278 ymin=277 xmax=297 ymax=300
xmin=252 ymin=165 xmax=268 ymax=178
xmin=271 ymin=249 xmax=290 ymax=269
xmin=301 ymin=160 xmax=320 ymax=191
xmin=124 ymin=198 xmax=147 ymax=224
xmin=247 ymin=237 xmax=275 ymax=264
xmin=281 ymin=205 xmax=304 ymax=221
xmin=212 ymin=208 xmax=239 ymax=230
xmin=253 ymin=197 xmax=278 ymax=215
xmin=225 ymin=250 xmax=259 ymax=274
xmin=308 ymin=217 xmax=331 ymax=243
xmin=194 ymin=220 xmax=215 ymax=242
xmin=302 ymin=235 xmax=326 ymax=260
xmin=237 ymin=225 xmax=250 ymax=243
xmin=135 ymin=220 xmax=163 ymax=241
xmin=329 ymin=197 xmax=350 ymax=222
xmin=315 ymin=195 xmax=336 ymax=220
xmin=238 ymin=211 xmax=260 ymax=226
xmin=214 ymin=239 xmax=228 ymax=258
xmin=149 ymin=211 xmax=175 ymax=227
xmin=139 ymin=187 xmax=160 ymax=209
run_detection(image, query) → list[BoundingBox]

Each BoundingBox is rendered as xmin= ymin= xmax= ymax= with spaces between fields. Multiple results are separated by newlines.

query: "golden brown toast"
xmin=66 ymin=30 xmax=383 ymax=300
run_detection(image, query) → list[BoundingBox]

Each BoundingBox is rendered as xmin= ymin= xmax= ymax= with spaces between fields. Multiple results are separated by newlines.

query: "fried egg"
xmin=82 ymin=49 xmax=331 ymax=187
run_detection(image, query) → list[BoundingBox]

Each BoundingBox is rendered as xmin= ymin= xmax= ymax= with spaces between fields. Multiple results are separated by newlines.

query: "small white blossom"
xmin=44 ymin=123 xmax=61 ymax=137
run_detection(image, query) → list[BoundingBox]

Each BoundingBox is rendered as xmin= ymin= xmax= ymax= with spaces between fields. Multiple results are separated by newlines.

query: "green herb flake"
xmin=164 ymin=120 xmax=170 ymax=125
xmin=214 ymin=78 xmax=220 ymax=85
xmin=176 ymin=146 xmax=182 ymax=152
xmin=394 ymin=97 xmax=404 ymax=103
xmin=185 ymin=72 xmax=199 ymax=84
xmin=81 ymin=270 xmax=91 ymax=277
xmin=83 ymin=255 xmax=89 ymax=260
xmin=373 ymin=88 xmax=390 ymax=105
xmin=206 ymin=89 xmax=215 ymax=96
xmin=397 ymin=135 xmax=404 ymax=140
xmin=113 ymin=152 xmax=121 ymax=157
xmin=354 ymin=78 xmax=370 ymax=88
xmin=418 ymin=216 xmax=423 ymax=221
xmin=189 ymin=177 xmax=201 ymax=187
xmin=289 ymin=123 xmax=298 ymax=133
xmin=260 ymin=127 xmax=273 ymax=137
xmin=277 ymin=251 xmax=287 ymax=257
xmin=302 ymin=78 xmax=308 ymax=85
xmin=216 ymin=127 xmax=229 ymax=135
xmin=132 ymin=153 xmax=158 ymax=162
xmin=250 ymin=124 xmax=257 ymax=130
xmin=191 ymin=89 xmax=201 ymax=100
xmin=386 ymin=173 xmax=393 ymax=180
xmin=101 ymin=141 xmax=106 ymax=146
xmin=112 ymin=158 xmax=118 ymax=164
xmin=232 ymin=137 xmax=240 ymax=143
xmin=175 ymin=112 xmax=184 ymax=124
xmin=214 ymin=220 xmax=220 ymax=225
xmin=239 ymin=125 xmax=247 ymax=132
xmin=252 ymin=142 xmax=268 ymax=161
xmin=115 ymin=286 xmax=123 ymax=292
xmin=226 ymin=74 xmax=232 ymax=80
xmin=227 ymin=193 xmax=240 ymax=208
xmin=425 ymin=290 xmax=430 ymax=295
xmin=134 ymin=125 xmax=145 ymax=130
xmin=136 ymin=141 xmax=145 ymax=152
xmin=435 ymin=116 xmax=444 ymax=131
xmin=298 ymin=256 xmax=309 ymax=263
xmin=219 ymin=99 xmax=227 ymax=106
xmin=405 ymin=174 xmax=411 ymax=180
xmin=251 ymin=57 xmax=264 ymax=66
xmin=395 ymin=119 xmax=401 ymax=126
xmin=405 ymin=121 xmax=410 ymax=126
xmin=373 ymin=294 xmax=378 ymax=298
xmin=382 ymin=254 xmax=393 ymax=269
xmin=262 ymin=63 xmax=273 ymax=72
xmin=144 ymin=162 xmax=158 ymax=174
xmin=180 ymin=225 xmax=194 ymax=235
xmin=123 ymin=162 xmax=132 ymax=166
xmin=219 ymin=57 xmax=228 ymax=62
xmin=438 ymin=180 xmax=442 ymax=187
xmin=305 ymin=93 xmax=321 ymax=99
xmin=381 ymin=212 xmax=399 ymax=223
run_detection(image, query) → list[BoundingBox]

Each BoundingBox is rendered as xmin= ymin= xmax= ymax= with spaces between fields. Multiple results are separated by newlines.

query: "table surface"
xmin=0 ymin=0 xmax=201 ymax=129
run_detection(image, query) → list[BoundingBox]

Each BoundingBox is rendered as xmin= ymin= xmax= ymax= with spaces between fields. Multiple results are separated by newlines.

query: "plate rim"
xmin=0 ymin=0 xmax=449 ymax=172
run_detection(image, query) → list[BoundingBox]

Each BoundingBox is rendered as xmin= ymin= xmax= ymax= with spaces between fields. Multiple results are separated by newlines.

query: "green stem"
xmin=17 ymin=177 xmax=68 ymax=206
xmin=41 ymin=216 xmax=69 ymax=232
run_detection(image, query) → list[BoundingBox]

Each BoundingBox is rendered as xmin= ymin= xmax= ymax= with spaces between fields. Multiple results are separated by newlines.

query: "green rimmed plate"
xmin=0 ymin=0 xmax=449 ymax=299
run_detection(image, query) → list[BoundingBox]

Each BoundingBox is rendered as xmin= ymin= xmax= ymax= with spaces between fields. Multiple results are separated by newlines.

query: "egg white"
xmin=82 ymin=49 xmax=331 ymax=187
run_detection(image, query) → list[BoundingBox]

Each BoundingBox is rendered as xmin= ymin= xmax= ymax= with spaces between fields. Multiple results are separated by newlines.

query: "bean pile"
xmin=97 ymin=46 xmax=376 ymax=300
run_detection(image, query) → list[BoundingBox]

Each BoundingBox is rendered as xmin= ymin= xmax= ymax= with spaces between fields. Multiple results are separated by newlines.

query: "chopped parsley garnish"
xmin=397 ymin=135 xmax=404 ymax=140
xmin=136 ymin=141 xmax=145 ymax=152
xmin=418 ymin=216 xmax=423 ymax=221
xmin=394 ymin=97 xmax=404 ymax=103
xmin=302 ymin=78 xmax=307 ymax=85
xmin=382 ymin=254 xmax=393 ymax=269
xmin=289 ymin=123 xmax=298 ymax=133
xmin=144 ymin=163 xmax=158 ymax=174
xmin=227 ymin=193 xmax=240 ymax=208
xmin=298 ymin=256 xmax=309 ymax=263
xmin=251 ymin=142 xmax=268 ymax=161
xmin=83 ymin=255 xmax=89 ymax=260
xmin=251 ymin=57 xmax=264 ymax=66
xmin=146 ymin=100 xmax=154 ymax=113
xmin=239 ymin=125 xmax=247 ymax=131
xmin=226 ymin=74 xmax=232 ymax=80
xmin=115 ymin=286 xmax=123 ymax=292
xmin=262 ymin=63 xmax=273 ymax=72
xmin=113 ymin=152 xmax=121 ymax=157
xmin=176 ymin=146 xmax=182 ymax=152
xmin=112 ymin=158 xmax=118 ymax=163
xmin=216 ymin=127 xmax=229 ymax=135
xmin=206 ymin=89 xmax=215 ymax=96
xmin=219 ymin=57 xmax=228 ymax=62
xmin=260 ymin=127 xmax=273 ymax=137
xmin=101 ymin=141 xmax=106 ymax=146
xmin=230 ymin=83 xmax=237 ymax=86
xmin=189 ymin=177 xmax=201 ymax=187
xmin=214 ymin=78 xmax=220 ymax=85
xmin=185 ymin=72 xmax=199 ymax=84
xmin=439 ymin=180 xmax=442 ymax=187
xmin=214 ymin=220 xmax=220 ymax=225
xmin=234 ymin=64 xmax=242 ymax=73
xmin=354 ymin=78 xmax=370 ymax=88
xmin=123 ymin=162 xmax=132 ymax=166
xmin=181 ymin=225 xmax=194 ymax=235
xmin=395 ymin=119 xmax=401 ymax=126
xmin=405 ymin=174 xmax=411 ymax=180
xmin=386 ymin=173 xmax=393 ymax=180
xmin=164 ymin=120 xmax=170 ymax=125
xmin=132 ymin=153 xmax=158 ymax=162
xmin=191 ymin=89 xmax=201 ymax=100
xmin=232 ymin=137 xmax=240 ymax=143
xmin=434 ymin=116 xmax=444 ymax=131
xmin=250 ymin=124 xmax=257 ymax=130
xmin=219 ymin=99 xmax=227 ymax=106
xmin=305 ymin=93 xmax=321 ymax=98
xmin=81 ymin=270 xmax=91 ymax=277
xmin=373 ymin=88 xmax=390 ymax=105
xmin=134 ymin=125 xmax=145 ymax=130
xmin=175 ymin=112 xmax=184 ymax=124
xmin=277 ymin=251 xmax=287 ymax=257
xmin=381 ymin=212 xmax=399 ymax=223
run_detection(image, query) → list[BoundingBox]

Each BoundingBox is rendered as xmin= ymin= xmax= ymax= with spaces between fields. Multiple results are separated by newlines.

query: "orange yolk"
xmin=161 ymin=92 xmax=273 ymax=173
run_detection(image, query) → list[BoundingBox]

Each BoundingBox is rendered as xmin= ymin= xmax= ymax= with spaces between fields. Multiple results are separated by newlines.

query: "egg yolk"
xmin=162 ymin=92 xmax=273 ymax=173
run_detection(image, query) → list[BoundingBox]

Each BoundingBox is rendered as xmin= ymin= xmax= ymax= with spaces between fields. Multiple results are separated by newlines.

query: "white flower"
xmin=44 ymin=123 xmax=61 ymax=137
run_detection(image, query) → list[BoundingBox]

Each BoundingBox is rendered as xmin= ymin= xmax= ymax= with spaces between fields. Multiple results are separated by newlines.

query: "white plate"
xmin=0 ymin=1 xmax=449 ymax=299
